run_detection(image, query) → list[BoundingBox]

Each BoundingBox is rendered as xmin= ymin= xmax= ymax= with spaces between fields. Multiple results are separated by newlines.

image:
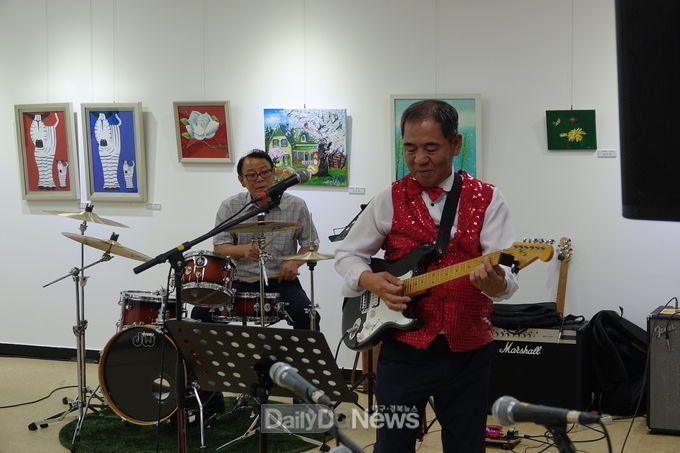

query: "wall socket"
xmin=597 ymin=149 xmax=617 ymax=158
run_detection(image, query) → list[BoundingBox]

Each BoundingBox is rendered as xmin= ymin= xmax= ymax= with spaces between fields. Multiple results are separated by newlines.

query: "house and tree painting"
xmin=264 ymin=108 xmax=348 ymax=186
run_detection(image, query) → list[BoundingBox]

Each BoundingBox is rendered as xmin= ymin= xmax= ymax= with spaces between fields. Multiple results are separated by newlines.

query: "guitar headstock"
xmin=506 ymin=239 xmax=555 ymax=270
xmin=557 ymin=237 xmax=573 ymax=263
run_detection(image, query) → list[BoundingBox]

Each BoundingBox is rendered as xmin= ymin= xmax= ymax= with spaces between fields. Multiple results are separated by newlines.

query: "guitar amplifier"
xmin=647 ymin=306 xmax=680 ymax=434
xmin=488 ymin=323 xmax=591 ymax=412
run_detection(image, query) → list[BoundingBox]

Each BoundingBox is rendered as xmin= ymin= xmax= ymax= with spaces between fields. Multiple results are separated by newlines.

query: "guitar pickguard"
xmin=343 ymin=268 xmax=423 ymax=350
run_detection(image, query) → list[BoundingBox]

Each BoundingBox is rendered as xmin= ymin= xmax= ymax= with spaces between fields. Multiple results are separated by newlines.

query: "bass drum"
xmin=99 ymin=326 xmax=185 ymax=425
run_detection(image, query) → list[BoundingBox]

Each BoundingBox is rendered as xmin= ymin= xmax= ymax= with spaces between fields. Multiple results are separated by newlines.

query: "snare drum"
xmin=212 ymin=292 xmax=284 ymax=324
xmin=182 ymin=250 xmax=235 ymax=307
xmin=99 ymin=325 xmax=186 ymax=425
xmin=118 ymin=290 xmax=176 ymax=330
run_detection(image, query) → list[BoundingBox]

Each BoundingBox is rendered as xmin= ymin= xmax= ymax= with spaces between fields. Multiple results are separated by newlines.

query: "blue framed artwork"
xmin=81 ymin=103 xmax=147 ymax=202
xmin=391 ymin=94 xmax=482 ymax=181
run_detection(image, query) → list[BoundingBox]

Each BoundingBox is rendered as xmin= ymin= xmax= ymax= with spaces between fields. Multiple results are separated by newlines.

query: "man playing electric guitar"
xmin=335 ymin=99 xmax=518 ymax=453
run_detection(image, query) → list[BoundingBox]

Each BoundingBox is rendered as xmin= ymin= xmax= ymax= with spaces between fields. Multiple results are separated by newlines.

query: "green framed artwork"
xmin=391 ymin=94 xmax=482 ymax=181
xmin=546 ymin=110 xmax=597 ymax=150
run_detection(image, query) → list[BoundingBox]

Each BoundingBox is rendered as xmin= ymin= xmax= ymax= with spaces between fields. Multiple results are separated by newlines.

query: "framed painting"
xmin=391 ymin=94 xmax=482 ymax=180
xmin=174 ymin=101 xmax=232 ymax=163
xmin=264 ymin=108 xmax=348 ymax=187
xmin=546 ymin=109 xmax=597 ymax=150
xmin=14 ymin=103 xmax=79 ymax=200
xmin=81 ymin=103 xmax=147 ymax=202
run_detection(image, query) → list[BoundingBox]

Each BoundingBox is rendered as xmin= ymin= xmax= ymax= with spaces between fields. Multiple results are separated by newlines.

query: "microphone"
xmin=251 ymin=168 xmax=310 ymax=203
xmin=492 ymin=396 xmax=600 ymax=426
xmin=269 ymin=361 xmax=332 ymax=406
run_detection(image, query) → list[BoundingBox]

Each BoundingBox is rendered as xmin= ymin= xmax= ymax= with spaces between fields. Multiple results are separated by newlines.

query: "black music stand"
xmin=165 ymin=320 xmax=357 ymax=452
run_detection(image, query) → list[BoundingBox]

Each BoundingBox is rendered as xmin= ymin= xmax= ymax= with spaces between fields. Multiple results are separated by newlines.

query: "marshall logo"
xmin=498 ymin=341 xmax=543 ymax=355
xmin=132 ymin=331 xmax=157 ymax=347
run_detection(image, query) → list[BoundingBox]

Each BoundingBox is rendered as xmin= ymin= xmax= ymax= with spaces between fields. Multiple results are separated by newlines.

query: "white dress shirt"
xmin=334 ymin=172 xmax=519 ymax=299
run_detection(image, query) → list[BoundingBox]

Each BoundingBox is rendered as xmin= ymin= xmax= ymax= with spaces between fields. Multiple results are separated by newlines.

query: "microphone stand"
xmin=329 ymin=424 xmax=366 ymax=453
xmin=544 ymin=423 xmax=576 ymax=453
xmin=133 ymin=196 xmax=282 ymax=453
xmin=328 ymin=204 xmax=367 ymax=243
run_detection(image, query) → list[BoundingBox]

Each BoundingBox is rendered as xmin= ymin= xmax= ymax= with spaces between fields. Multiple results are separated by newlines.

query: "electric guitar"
xmin=341 ymin=241 xmax=554 ymax=351
xmin=555 ymin=237 xmax=573 ymax=316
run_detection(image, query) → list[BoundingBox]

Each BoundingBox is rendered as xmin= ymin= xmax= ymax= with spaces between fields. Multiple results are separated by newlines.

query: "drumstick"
xmin=262 ymin=232 xmax=281 ymax=249
xmin=238 ymin=274 xmax=280 ymax=283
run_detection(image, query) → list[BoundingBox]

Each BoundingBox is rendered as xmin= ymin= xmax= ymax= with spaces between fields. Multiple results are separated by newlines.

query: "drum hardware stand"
xmin=134 ymin=196 xmax=284 ymax=453
xmin=34 ymin=248 xmax=113 ymax=448
xmin=303 ymin=245 xmax=321 ymax=331
xmin=214 ymin=390 xmax=264 ymax=453
xmin=187 ymin=382 xmax=208 ymax=451
xmin=281 ymin=243 xmax=333 ymax=331
xmin=254 ymin=232 xmax=272 ymax=328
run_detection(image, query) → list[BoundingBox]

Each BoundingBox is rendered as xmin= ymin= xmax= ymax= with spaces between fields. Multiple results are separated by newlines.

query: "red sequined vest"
xmin=383 ymin=171 xmax=495 ymax=351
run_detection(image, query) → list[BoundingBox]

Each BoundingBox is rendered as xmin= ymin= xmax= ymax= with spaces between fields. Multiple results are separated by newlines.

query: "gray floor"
xmin=1 ymin=356 xmax=679 ymax=452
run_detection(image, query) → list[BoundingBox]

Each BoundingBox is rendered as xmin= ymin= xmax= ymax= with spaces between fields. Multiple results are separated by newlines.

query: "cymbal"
xmin=45 ymin=209 xmax=128 ymax=228
xmin=225 ymin=221 xmax=301 ymax=234
xmin=281 ymin=251 xmax=334 ymax=262
xmin=62 ymin=232 xmax=151 ymax=262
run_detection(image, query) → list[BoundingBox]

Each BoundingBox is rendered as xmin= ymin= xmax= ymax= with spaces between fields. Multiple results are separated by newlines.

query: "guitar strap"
xmin=434 ymin=171 xmax=462 ymax=257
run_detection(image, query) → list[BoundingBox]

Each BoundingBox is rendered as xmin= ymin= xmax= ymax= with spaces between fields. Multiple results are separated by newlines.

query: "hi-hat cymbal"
xmin=225 ymin=221 xmax=301 ymax=234
xmin=62 ymin=232 xmax=151 ymax=262
xmin=45 ymin=209 xmax=128 ymax=228
xmin=281 ymin=251 xmax=334 ymax=262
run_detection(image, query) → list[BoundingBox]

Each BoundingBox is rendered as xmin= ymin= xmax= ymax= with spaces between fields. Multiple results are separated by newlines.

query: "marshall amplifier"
xmin=647 ymin=306 xmax=680 ymax=434
xmin=488 ymin=323 xmax=591 ymax=412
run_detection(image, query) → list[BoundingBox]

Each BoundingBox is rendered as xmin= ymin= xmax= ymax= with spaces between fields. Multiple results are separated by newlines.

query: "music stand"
xmin=165 ymin=320 xmax=357 ymax=452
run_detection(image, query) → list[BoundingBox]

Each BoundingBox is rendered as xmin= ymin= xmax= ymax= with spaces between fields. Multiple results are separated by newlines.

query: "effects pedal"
xmin=485 ymin=425 xmax=521 ymax=450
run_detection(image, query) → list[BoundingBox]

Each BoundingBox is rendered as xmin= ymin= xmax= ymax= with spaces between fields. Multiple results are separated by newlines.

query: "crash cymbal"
xmin=225 ymin=221 xmax=301 ymax=234
xmin=45 ymin=209 xmax=128 ymax=228
xmin=62 ymin=232 xmax=151 ymax=262
xmin=281 ymin=251 xmax=334 ymax=262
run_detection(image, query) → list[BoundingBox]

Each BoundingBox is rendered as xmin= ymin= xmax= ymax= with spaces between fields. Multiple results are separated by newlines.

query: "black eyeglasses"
xmin=242 ymin=169 xmax=274 ymax=181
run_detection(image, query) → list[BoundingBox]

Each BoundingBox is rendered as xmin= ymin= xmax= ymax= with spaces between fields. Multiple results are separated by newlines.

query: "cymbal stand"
xmin=304 ymin=260 xmax=320 ymax=331
xmin=303 ymin=238 xmax=321 ymax=331
xmin=254 ymin=233 xmax=271 ymax=327
xmin=36 ymin=245 xmax=112 ymax=447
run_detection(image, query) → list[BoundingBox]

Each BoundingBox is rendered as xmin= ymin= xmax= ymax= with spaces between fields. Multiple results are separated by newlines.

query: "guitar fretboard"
xmin=403 ymin=250 xmax=505 ymax=296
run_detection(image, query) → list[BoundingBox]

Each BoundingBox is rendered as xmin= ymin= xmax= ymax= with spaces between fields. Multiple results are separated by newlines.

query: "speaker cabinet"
xmin=488 ymin=324 xmax=590 ymax=412
xmin=647 ymin=307 xmax=680 ymax=434
xmin=615 ymin=0 xmax=680 ymax=220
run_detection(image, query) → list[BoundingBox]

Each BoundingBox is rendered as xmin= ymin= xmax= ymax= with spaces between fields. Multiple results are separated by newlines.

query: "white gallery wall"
xmin=1 ymin=0 xmax=679 ymax=370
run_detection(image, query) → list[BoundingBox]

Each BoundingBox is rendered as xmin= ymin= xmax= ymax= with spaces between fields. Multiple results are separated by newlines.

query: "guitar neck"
xmin=403 ymin=250 xmax=505 ymax=296
xmin=555 ymin=260 xmax=570 ymax=315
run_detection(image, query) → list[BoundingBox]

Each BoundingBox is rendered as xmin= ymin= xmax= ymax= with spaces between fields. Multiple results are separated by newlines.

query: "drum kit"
xmin=37 ymin=205 xmax=335 ymax=448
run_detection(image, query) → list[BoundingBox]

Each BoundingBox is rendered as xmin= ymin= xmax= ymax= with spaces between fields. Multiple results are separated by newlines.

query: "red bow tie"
xmin=406 ymin=178 xmax=444 ymax=201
